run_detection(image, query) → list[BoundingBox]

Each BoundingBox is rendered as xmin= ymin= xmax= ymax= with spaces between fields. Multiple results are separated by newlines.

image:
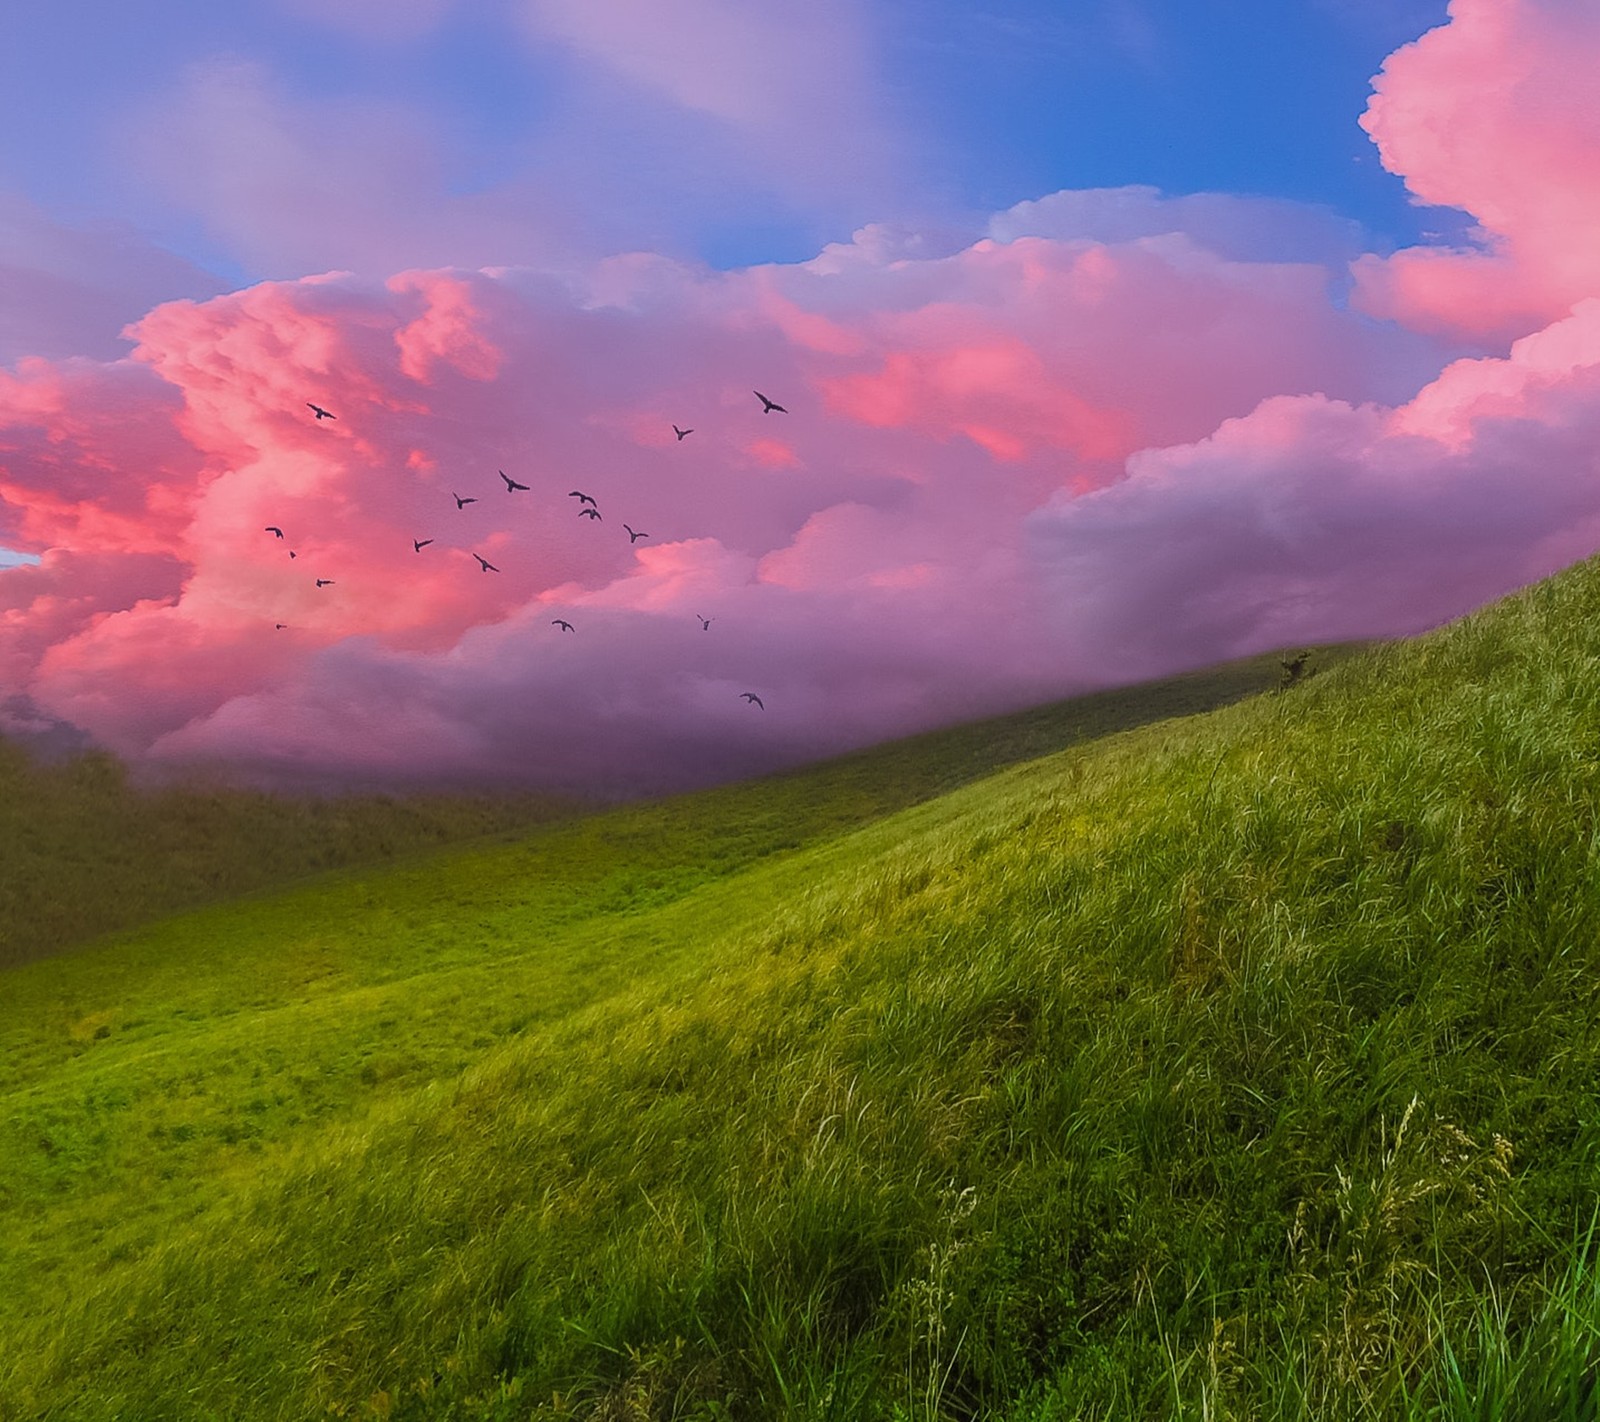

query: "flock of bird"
xmin=263 ymin=391 xmax=795 ymax=709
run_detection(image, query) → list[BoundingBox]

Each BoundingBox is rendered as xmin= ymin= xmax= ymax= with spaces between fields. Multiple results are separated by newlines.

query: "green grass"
xmin=0 ymin=748 xmax=576 ymax=969
xmin=4 ymin=579 xmax=1600 ymax=1420
xmin=0 ymin=644 xmax=1332 ymax=971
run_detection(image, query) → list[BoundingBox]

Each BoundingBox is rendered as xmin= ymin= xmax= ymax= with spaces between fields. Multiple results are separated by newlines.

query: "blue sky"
xmin=1 ymin=0 xmax=1455 ymax=298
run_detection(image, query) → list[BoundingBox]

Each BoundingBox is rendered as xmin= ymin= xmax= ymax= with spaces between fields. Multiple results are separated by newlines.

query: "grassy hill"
xmin=2 ymin=578 xmax=1599 ymax=1420
xmin=0 ymin=746 xmax=576 ymax=969
xmin=0 ymin=646 xmax=1341 ymax=971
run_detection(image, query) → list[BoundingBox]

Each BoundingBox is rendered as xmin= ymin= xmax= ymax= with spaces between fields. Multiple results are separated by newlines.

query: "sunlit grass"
xmin=4 ymin=577 xmax=1600 ymax=1419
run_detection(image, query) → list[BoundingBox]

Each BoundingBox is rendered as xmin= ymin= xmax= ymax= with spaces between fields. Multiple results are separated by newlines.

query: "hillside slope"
xmin=0 ymin=746 xmax=574 ymax=969
xmin=3 ymin=583 xmax=1599 ymax=1419
xmin=0 ymin=645 xmax=1352 ymax=969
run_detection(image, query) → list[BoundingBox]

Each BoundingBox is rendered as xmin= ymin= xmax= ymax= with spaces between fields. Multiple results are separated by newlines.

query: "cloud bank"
xmin=3 ymin=0 xmax=1598 ymax=797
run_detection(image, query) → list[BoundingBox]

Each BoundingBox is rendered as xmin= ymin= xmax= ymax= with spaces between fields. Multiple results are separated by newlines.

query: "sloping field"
xmin=3 ymin=583 xmax=1599 ymax=1419
xmin=0 ymin=747 xmax=574 ymax=970
xmin=0 ymin=646 xmax=1330 ymax=970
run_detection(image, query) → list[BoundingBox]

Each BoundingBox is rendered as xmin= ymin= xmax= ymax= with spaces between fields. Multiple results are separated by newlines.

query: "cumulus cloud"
xmin=1354 ymin=0 xmax=1600 ymax=343
xmin=4 ymin=200 xmax=1423 ymax=789
xmin=1030 ymin=300 xmax=1600 ymax=683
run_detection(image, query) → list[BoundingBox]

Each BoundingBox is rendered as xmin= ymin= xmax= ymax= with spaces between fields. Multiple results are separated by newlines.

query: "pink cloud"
xmin=1354 ymin=0 xmax=1600 ymax=343
xmin=1030 ymin=297 xmax=1600 ymax=684
xmin=390 ymin=273 xmax=505 ymax=384
xmin=799 ymin=230 xmax=1438 ymax=491
xmin=23 ymin=226 xmax=1381 ymax=785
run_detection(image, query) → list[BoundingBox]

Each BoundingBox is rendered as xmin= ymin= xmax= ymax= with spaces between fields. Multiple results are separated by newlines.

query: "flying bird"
xmin=579 ymin=507 xmax=602 ymax=521
xmin=413 ymin=538 xmax=434 ymax=552
xmin=288 ymin=550 xmax=297 ymax=559
xmin=472 ymin=553 xmax=499 ymax=573
xmin=265 ymin=526 xmax=284 ymax=539
xmin=315 ymin=578 xmax=335 ymax=588
xmin=306 ymin=403 xmax=336 ymax=421
xmin=500 ymin=470 xmax=530 ymax=492
xmin=453 ymin=492 xmax=477 ymax=509
xmin=275 ymin=623 xmax=288 ymax=630
xmin=551 ymin=619 xmax=574 ymax=633
xmin=697 ymin=615 xmax=711 ymax=631
xmin=672 ymin=425 xmax=693 ymax=441
xmin=624 ymin=525 xmax=648 ymax=543
xmin=754 ymin=391 xmax=787 ymax=414
xmin=740 ymin=692 xmax=765 ymax=709
xmin=568 ymin=491 xmax=597 ymax=507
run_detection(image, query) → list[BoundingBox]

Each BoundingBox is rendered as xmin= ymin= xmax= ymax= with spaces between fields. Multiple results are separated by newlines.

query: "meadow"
xmin=0 ymin=747 xmax=574 ymax=970
xmin=2 ymin=568 xmax=1599 ymax=1419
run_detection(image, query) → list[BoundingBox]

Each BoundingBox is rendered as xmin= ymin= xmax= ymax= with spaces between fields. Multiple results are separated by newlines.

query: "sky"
xmin=3 ymin=0 xmax=1599 ymax=797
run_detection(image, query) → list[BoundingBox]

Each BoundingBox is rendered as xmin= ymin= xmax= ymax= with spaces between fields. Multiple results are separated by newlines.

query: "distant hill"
xmin=0 ymin=742 xmax=575 ymax=968
xmin=0 ymin=644 xmax=1367 ymax=969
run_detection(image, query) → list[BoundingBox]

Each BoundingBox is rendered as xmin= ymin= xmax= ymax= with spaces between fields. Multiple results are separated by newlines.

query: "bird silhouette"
xmin=472 ymin=553 xmax=499 ymax=573
xmin=673 ymin=425 xmax=693 ymax=441
xmin=289 ymin=550 xmax=297 ymax=559
xmin=624 ymin=525 xmax=648 ymax=543
xmin=569 ymin=491 xmax=597 ymax=507
xmin=579 ymin=507 xmax=602 ymax=521
xmin=500 ymin=470 xmax=530 ymax=492
xmin=413 ymin=538 xmax=434 ymax=552
xmin=551 ymin=619 xmax=574 ymax=632
xmin=306 ymin=403 xmax=336 ymax=421
xmin=265 ymin=526 xmax=284 ymax=539
xmin=275 ymin=622 xmax=288 ymax=630
xmin=316 ymin=578 xmax=335 ymax=588
xmin=754 ymin=391 xmax=787 ymax=414
xmin=740 ymin=692 xmax=764 ymax=709
xmin=453 ymin=492 xmax=477 ymax=509
xmin=697 ymin=615 xmax=712 ymax=631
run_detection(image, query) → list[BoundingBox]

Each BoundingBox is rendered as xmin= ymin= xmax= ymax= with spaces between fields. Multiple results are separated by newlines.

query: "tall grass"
xmin=5 ymin=558 xmax=1600 ymax=1419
